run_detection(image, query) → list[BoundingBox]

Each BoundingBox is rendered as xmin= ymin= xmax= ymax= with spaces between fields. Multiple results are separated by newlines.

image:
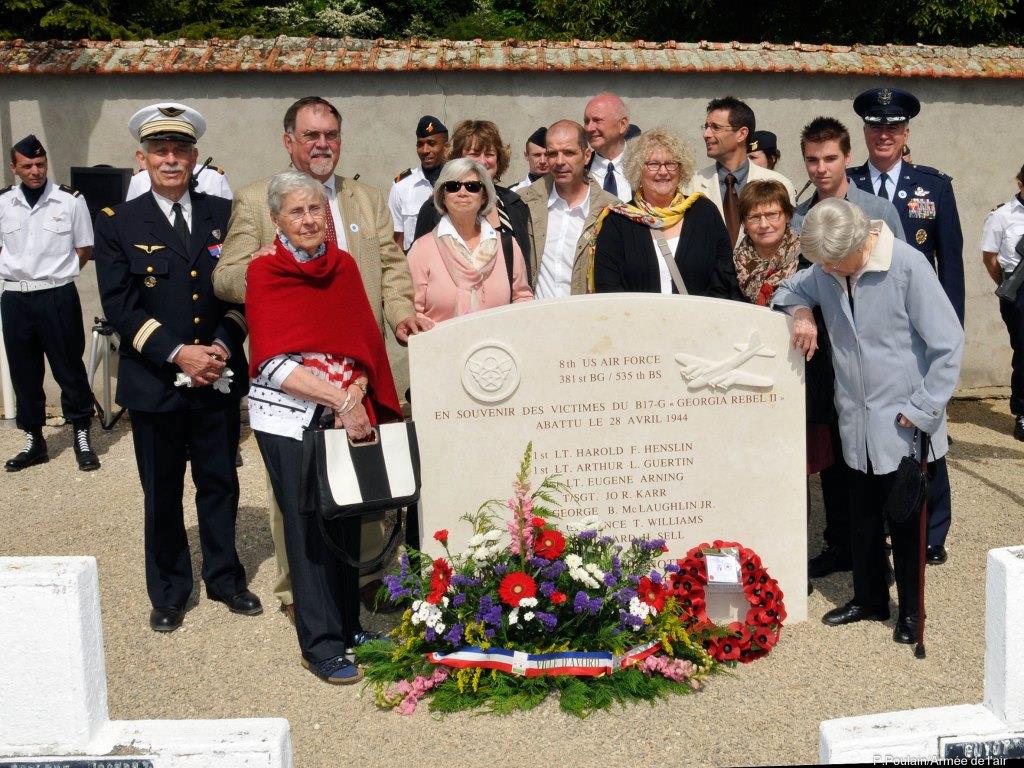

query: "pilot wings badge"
xmin=674 ymin=331 xmax=776 ymax=391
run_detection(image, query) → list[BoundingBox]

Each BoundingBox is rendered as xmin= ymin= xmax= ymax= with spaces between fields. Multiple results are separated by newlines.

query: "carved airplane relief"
xmin=674 ymin=331 xmax=775 ymax=391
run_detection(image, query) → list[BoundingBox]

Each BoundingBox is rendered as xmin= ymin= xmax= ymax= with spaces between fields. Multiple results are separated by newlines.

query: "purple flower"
xmin=573 ymin=590 xmax=589 ymax=614
xmin=493 ymin=564 xmax=508 ymax=576
xmin=620 ymin=612 xmax=644 ymax=629
xmin=399 ymin=553 xmax=410 ymax=581
xmin=528 ymin=556 xmax=550 ymax=569
xmin=543 ymin=560 xmax=568 ymax=579
xmin=452 ymin=593 xmax=467 ymax=607
xmin=578 ymin=529 xmax=598 ymax=541
xmin=451 ymin=574 xmax=481 ymax=587
xmin=425 ymin=626 xmax=438 ymax=641
xmin=615 ymin=587 xmax=637 ymax=606
xmin=383 ymin=574 xmax=403 ymax=598
xmin=598 ymin=535 xmax=615 ymax=545
xmin=484 ymin=628 xmax=496 ymax=639
xmin=649 ymin=570 xmax=663 ymax=584
xmin=443 ymin=624 xmax=464 ymax=645
xmin=587 ymin=596 xmax=603 ymax=614
xmin=536 ymin=611 xmax=558 ymax=629
xmin=603 ymin=573 xmax=619 ymax=588
xmin=664 ymin=562 xmax=681 ymax=573
xmin=539 ymin=581 xmax=555 ymax=597
xmin=611 ymin=556 xmax=622 ymax=575
xmin=628 ymin=574 xmax=640 ymax=586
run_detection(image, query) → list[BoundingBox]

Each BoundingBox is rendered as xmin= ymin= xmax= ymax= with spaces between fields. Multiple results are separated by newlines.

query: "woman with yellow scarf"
xmin=592 ymin=128 xmax=743 ymax=300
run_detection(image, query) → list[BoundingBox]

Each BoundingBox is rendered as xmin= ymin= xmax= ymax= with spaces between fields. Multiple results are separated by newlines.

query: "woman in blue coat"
xmin=772 ymin=198 xmax=963 ymax=644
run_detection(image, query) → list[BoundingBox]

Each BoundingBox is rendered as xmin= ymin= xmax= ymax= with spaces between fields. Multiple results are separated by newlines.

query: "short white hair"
xmin=266 ymin=170 xmax=326 ymax=216
xmin=432 ymin=158 xmax=496 ymax=217
xmin=799 ymin=198 xmax=871 ymax=264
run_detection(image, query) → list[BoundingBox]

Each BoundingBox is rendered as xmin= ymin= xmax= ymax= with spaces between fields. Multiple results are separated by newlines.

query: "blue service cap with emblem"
xmin=11 ymin=134 xmax=46 ymax=158
xmin=853 ymin=87 xmax=921 ymax=125
xmin=416 ymin=115 xmax=447 ymax=138
xmin=747 ymin=130 xmax=777 ymax=154
xmin=527 ymin=127 xmax=547 ymax=147
xmin=128 ymin=102 xmax=207 ymax=144
xmin=625 ymin=123 xmax=642 ymax=141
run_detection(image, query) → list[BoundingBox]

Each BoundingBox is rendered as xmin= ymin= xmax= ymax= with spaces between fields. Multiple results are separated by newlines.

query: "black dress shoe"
xmin=893 ymin=616 xmax=918 ymax=644
xmin=346 ymin=629 xmax=386 ymax=653
xmin=150 ymin=606 xmax=185 ymax=632
xmin=808 ymin=545 xmax=852 ymax=578
xmin=5 ymin=430 xmax=48 ymax=471
xmin=926 ymin=545 xmax=947 ymax=565
xmin=212 ymin=589 xmax=263 ymax=615
xmin=73 ymin=425 xmax=101 ymax=471
xmin=1014 ymin=416 xmax=1024 ymax=442
xmin=822 ymin=602 xmax=890 ymax=626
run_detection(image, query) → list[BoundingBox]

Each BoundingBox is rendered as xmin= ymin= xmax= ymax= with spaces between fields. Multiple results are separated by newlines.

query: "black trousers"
xmin=0 ymin=282 xmax=93 ymax=431
xmin=850 ymin=465 xmax=921 ymax=619
xmin=999 ymin=286 xmax=1024 ymax=415
xmin=131 ymin=404 xmax=246 ymax=609
xmin=819 ymin=421 xmax=853 ymax=554
xmin=256 ymin=430 xmax=361 ymax=663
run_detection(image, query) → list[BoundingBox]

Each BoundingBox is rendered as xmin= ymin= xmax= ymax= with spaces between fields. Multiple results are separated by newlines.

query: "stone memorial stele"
xmin=409 ymin=295 xmax=808 ymax=622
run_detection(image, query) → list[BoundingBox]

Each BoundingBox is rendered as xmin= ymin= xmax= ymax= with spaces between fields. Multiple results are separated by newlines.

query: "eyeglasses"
xmin=701 ymin=122 xmax=736 ymax=134
xmin=744 ymin=210 xmax=785 ymax=226
xmin=283 ymin=204 xmax=327 ymax=223
xmin=292 ymin=130 xmax=341 ymax=144
xmin=442 ymin=180 xmax=484 ymax=193
xmin=643 ymin=161 xmax=681 ymax=172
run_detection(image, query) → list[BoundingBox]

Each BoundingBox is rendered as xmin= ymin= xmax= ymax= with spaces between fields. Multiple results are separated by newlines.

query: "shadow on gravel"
xmin=184 ymin=504 xmax=275 ymax=603
xmin=45 ymin=419 xmax=132 ymax=462
xmin=947 ymin=457 xmax=1024 ymax=508
xmin=948 ymin=398 xmax=1012 ymax=434
xmin=946 ymin=438 xmax=1024 ymax=463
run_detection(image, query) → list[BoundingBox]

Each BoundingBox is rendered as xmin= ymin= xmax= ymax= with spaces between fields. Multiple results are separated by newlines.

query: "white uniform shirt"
xmin=0 ymin=180 xmax=93 ymax=282
xmin=151 ymin=188 xmax=193 ymax=231
xmin=534 ymin=185 xmax=590 ymax=300
xmin=387 ymin=166 xmax=433 ymax=251
xmin=510 ymin=176 xmax=536 ymax=193
xmin=868 ymin=160 xmax=903 ymax=202
xmin=126 ymin=166 xmax=233 ymax=201
xmin=981 ymin=195 xmax=1024 ymax=272
xmin=590 ymin=151 xmax=632 ymax=202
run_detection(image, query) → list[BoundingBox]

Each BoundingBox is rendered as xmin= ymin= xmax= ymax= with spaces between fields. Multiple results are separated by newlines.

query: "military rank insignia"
xmin=908 ymin=198 xmax=936 ymax=219
xmin=915 ymin=229 xmax=928 ymax=245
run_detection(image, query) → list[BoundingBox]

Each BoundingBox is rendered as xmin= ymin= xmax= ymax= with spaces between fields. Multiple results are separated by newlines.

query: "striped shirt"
xmin=249 ymin=352 xmax=358 ymax=440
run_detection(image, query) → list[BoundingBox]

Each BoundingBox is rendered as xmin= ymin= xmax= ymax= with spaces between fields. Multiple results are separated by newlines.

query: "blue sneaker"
xmin=302 ymin=655 xmax=363 ymax=685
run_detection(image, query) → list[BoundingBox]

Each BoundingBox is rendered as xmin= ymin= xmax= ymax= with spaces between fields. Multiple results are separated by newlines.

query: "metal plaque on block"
xmin=0 ymin=760 xmax=155 ymax=767
xmin=939 ymin=733 xmax=1024 ymax=760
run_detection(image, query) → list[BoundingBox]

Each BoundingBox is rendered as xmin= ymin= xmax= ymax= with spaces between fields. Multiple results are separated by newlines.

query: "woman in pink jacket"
xmin=407 ymin=158 xmax=533 ymax=322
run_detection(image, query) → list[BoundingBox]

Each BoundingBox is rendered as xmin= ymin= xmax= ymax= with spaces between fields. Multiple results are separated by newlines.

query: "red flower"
xmin=728 ymin=621 xmax=752 ymax=647
xmin=550 ymin=590 xmax=567 ymax=605
xmin=708 ymin=636 xmax=742 ymax=662
xmin=752 ymin=625 xmax=780 ymax=651
xmin=534 ymin=529 xmax=565 ymax=559
xmin=498 ymin=572 xmax=537 ymax=607
xmin=531 ymin=516 xmax=546 ymax=529
xmin=678 ymin=557 xmax=707 ymax=583
xmin=426 ymin=558 xmax=452 ymax=605
xmin=433 ymin=529 xmax=449 ymax=545
xmin=637 ymin=576 xmax=666 ymax=611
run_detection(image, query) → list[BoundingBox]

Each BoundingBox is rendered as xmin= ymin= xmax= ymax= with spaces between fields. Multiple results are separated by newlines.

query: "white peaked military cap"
xmin=128 ymin=102 xmax=207 ymax=144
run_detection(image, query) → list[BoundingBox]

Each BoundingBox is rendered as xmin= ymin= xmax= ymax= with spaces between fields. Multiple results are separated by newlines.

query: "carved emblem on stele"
xmin=674 ymin=331 xmax=776 ymax=391
xmin=461 ymin=342 xmax=520 ymax=403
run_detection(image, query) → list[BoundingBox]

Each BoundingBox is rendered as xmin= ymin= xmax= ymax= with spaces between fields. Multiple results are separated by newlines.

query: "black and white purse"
xmin=303 ymin=420 xmax=421 ymax=569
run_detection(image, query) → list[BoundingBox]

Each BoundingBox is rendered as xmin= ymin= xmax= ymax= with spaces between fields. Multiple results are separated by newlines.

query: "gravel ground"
xmin=2 ymin=397 xmax=1023 ymax=768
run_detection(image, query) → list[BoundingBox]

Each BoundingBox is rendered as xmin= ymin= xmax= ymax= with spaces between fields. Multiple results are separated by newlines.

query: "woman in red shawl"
xmin=246 ymin=171 xmax=402 ymax=685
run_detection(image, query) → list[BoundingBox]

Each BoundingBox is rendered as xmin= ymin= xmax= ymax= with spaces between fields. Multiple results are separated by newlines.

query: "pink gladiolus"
xmin=639 ymin=654 xmax=696 ymax=683
xmin=390 ymin=668 xmax=449 ymax=715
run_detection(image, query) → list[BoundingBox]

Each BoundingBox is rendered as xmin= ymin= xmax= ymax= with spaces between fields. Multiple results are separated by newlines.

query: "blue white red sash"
xmin=426 ymin=640 xmax=661 ymax=677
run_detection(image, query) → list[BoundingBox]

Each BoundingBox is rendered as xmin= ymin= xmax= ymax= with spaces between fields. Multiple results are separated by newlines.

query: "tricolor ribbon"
xmin=426 ymin=640 xmax=661 ymax=678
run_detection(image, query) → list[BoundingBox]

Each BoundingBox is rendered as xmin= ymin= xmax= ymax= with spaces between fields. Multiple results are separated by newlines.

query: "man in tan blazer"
xmin=518 ymin=120 xmax=619 ymax=297
xmin=688 ymin=96 xmax=795 ymax=245
xmin=213 ymin=96 xmax=429 ymax=624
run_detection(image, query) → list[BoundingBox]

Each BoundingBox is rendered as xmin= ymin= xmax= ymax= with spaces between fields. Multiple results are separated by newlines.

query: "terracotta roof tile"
xmin=0 ymin=37 xmax=1022 ymax=78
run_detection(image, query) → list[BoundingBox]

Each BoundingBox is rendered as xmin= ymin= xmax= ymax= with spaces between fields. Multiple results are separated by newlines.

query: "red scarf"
xmin=246 ymin=239 xmax=402 ymax=425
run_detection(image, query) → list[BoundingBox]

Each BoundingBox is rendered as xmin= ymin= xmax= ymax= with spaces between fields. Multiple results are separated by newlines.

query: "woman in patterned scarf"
xmin=592 ymin=128 xmax=742 ymax=299
xmin=733 ymin=180 xmax=800 ymax=305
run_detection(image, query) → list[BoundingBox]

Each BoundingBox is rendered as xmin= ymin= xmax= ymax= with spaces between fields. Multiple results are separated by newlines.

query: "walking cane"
xmin=914 ymin=433 xmax=930 ymax=659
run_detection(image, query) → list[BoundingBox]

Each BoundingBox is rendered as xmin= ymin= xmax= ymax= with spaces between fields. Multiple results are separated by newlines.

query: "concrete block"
xmin=820 ymin=704 xmax=1006 ymax=764
xmin=985 ymin=545 xmax=1024 ymax=726
xmin=0 ymin=557 xmax=108 ymax=754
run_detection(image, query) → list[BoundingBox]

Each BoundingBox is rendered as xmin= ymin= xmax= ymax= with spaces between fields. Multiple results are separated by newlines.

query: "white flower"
xmin=523 ymin=612 xmax=535 ymax=622
xmin=484 ymin=530 xmax=502 ymax=541
xmin=508 ymin=608 xmax=519 ymax=626
xmin=435 ymin=622 xmax=445 ymax=634
xmin=519 ymin=597 xmax=538 ymax=608
xmin=565 ymin=554 xmax=583 ymax=569
xmin=442 ymin=596 xmax=449 ymax=607
xmin=468 ymin=533 xmax=485 ymax=547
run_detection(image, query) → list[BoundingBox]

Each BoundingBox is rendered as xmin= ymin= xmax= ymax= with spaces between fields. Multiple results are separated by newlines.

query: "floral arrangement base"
xmin=360 ymin=444 xmax=785 ymax=716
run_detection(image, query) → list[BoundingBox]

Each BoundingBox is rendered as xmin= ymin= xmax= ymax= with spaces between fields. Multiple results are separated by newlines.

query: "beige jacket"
xmin=688 ymin=161 xmax=797 ymax=215
xmin=212 ymin=173 xmax=414 ymax=332
xmin=517 ymin=176 xmax=619 ymax=295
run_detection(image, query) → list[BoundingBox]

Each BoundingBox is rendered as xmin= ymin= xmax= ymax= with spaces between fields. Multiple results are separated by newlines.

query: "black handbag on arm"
xmin=883 ymin=428 xmax=929 ymax=524
xmin=302 ymin=419 xmax=421 ymax=570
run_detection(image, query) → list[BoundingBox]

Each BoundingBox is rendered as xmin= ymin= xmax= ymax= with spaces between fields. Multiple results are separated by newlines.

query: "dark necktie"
xmin=603 ymin=161 xmax=618 ymax=197
xmin=877 ymin=172 xmax=889 ymax=200
xmin=723 ymin=173 xmax=741 ymax=244
xmin=323 ymin=190 xmax=338 ymax=246
xmin=846 ymin=277 xmax=855 ymax=318
xmin=172 ymin=202 xmax=189 ymax=251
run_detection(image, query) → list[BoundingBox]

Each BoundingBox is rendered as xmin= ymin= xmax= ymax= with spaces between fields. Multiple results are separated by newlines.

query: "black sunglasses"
xmin=442 ymin=180 xmax=484 ymax=193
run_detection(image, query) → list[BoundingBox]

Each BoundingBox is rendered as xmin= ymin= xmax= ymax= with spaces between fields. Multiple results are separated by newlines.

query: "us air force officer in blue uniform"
xmin=848 ymin=87 xmax=963 ymax=566
xmin=94 ymin=104 xmax=262 ymax=632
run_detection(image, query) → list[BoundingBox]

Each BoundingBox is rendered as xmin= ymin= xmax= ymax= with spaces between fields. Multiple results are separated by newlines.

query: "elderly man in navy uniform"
xmin=848 ymin=86 xmax=963 ymax=566
xmin=1 ymin=135 xmax=100 ymax=472
xmin=93 ymin=104 xmax=261 ymax=632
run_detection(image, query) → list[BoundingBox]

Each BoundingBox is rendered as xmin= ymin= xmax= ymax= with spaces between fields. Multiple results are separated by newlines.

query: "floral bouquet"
xmin=358 ymin=444 xmax=784 ymax=716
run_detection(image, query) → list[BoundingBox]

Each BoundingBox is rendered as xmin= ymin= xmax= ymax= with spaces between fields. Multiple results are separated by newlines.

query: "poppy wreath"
xmin=667 ymin=540 xmax=786 ymax=663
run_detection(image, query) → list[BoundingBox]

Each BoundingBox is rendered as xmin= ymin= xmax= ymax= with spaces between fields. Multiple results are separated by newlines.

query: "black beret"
xmin=526 ymin=127 xmax=547 ymax=147
xmin=625 ymin=123 xmax=641 ymax=141
xmin=747 ymin=130 xmax=777 ymax=154
xmin=416 ymin=115 xmax=447 ymax=138
xmin=853 ymin=87 xmax=921 ymax=125
xmin=12 ymin=134 xmax=46 ymax=159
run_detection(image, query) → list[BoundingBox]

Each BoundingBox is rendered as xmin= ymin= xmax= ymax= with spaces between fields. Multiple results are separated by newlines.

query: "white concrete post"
xmin=985 ymin=545 xmax=1024 ymax=725
xmin=0 ymin=296 xmax=18 ymax=420
xmin=0 ymin=557 xmax=108 ymax=754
